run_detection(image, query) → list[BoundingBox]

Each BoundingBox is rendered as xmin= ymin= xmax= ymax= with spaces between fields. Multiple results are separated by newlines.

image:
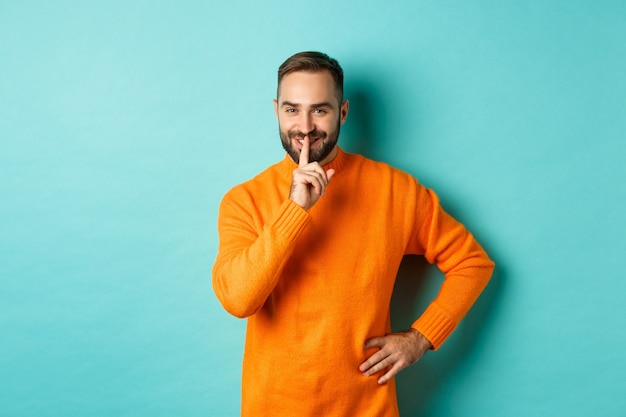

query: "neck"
xmin=318 ymin=146 xmax=338 ymax=166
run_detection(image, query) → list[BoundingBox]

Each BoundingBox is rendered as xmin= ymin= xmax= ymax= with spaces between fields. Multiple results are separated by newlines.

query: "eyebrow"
xmin=280 ymin=101 xmax=335 ymax=109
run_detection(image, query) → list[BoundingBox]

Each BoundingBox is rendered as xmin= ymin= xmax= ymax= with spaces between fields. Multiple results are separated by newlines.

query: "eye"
xmin=313 ymin=109 xmax=326 ymax=114
xmin=285 ymin=108 xmax=297 ymax=114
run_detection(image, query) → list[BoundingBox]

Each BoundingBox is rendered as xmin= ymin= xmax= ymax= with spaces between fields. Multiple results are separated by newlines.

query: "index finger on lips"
xmin=299 ymin=136 xmax=310 ymax=168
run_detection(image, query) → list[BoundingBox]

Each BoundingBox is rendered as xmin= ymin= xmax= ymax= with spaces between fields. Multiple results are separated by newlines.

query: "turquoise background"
xmin=1 ymin=1 xmax=625 ymax=416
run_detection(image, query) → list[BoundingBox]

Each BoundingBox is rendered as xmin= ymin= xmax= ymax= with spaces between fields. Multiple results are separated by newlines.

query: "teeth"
xmin=297 ymin=138 xmax=320 ymax=145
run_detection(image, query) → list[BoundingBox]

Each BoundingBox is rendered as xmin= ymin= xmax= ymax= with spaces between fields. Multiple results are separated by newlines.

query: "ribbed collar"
xmin=279 ymin=146 xmax=349 ymax=176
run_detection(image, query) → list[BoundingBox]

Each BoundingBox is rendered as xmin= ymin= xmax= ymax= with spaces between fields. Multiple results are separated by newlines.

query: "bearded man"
xmin=212 ymin=51 xmax=494 ymax=417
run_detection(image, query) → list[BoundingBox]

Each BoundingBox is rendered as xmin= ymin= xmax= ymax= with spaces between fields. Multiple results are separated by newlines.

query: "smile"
xmin=296 ymin=138 xmax=322 ymax=145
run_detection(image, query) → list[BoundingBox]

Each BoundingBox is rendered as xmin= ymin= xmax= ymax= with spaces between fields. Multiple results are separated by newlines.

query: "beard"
xmin=280 ymin=119 xmax=341 ymax=164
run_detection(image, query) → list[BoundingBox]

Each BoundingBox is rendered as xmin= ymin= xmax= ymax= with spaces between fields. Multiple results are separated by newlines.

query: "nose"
xmin=299 ymin=112 xmax=314 ymax=135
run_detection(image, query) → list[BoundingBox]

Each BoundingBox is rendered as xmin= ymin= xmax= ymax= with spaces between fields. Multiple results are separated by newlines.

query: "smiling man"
xmin=212 ymin=51 xmax=494 ymax=417
xmin=277 ymin=68 xmax=346 ymax=167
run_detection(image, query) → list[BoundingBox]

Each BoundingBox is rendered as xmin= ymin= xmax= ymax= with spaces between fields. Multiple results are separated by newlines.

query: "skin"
xmin=274 ymin=70 xmax=434 ymax=385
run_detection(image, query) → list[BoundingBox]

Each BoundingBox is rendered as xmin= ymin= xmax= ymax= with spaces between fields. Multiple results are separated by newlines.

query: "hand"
xmin=289 ymin=137 xmax=335 ymax=211
xmin=359 ymin=329 xmax=433 ymax=385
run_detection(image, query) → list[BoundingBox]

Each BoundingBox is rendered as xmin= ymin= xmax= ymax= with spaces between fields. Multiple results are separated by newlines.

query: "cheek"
xmin=278 ymin=117 xmax=297 ymax=131
xmin=325 ymin=119 xmax=341 ymax=134
xmin=318 ymin=119 xmax=335 ymax=131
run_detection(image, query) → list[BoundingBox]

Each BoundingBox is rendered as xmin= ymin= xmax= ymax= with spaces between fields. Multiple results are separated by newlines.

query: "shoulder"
xmin=219 ymin=159 xmax=288 ymax=211
xmin=224 ymin=160 xmax=283 ymax=194
xmin=344 ymin=151 xmax=421 ymax=188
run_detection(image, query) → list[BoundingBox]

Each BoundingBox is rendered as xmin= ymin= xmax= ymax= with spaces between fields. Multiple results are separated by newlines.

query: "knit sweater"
xmin=212 ymin=147 xmax=494 ymax=417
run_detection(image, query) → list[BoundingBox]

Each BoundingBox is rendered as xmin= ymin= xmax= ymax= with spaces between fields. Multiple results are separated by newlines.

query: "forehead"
xmin=278 ymin=71 xmax=337 ymax=104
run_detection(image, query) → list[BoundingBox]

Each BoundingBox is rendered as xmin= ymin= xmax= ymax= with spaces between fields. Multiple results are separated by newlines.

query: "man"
xmin=212 ymin=51 xmax=494 ymax=416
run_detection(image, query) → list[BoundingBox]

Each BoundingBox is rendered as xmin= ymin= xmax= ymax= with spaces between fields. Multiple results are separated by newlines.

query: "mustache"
xmin=288 ymin=129 xmax=327 ymax=141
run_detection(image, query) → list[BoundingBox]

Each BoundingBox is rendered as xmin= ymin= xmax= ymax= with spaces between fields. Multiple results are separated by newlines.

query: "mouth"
xmin=295 ymin=137 xmax=322 ymax=147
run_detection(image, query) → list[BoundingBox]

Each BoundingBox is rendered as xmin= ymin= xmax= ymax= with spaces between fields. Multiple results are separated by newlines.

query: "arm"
xmin=212 ymin=138 xmax=335 ymax=318
xmin=410 ymin=186 xmax=495 ymax=349
xmin=361 ymin=184 xmax=494 ymax=383
xmin=212 ymin=195 xmax=310 ymax=318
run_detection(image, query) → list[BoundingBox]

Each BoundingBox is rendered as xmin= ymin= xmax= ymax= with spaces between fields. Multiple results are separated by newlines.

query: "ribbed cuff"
xmin=273 ymin=199 xmax=310 ymax=242
xmin=412 ymin=303 xmax=457 ymax=350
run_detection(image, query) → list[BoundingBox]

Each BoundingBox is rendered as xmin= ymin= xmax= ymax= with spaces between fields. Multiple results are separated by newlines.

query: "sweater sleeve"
xmin=407 ymin=185 xmax=495 ymax=349
xmin=212 ymin=190 xmax=310 ymax=318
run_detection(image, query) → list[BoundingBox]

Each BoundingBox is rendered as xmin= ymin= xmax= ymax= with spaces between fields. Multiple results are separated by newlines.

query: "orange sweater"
xmin=213 ymin=148 xmax=494 ymax=417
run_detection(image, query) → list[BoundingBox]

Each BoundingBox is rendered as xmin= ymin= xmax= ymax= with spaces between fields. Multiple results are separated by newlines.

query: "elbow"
xmin=219 ymin=297 xmax=260 ymax=319
xmin=477 ymin=255 xmax=495 ymax=281
xmin=477 ymin=257 xmax=496 ymax=290
xmin=212 ymin=273 xmax=261 ymax=319
xmin=472 ymin=245 xmax=496 ymax=280
xmin=485 ymin=257 xmax=496 ymax=280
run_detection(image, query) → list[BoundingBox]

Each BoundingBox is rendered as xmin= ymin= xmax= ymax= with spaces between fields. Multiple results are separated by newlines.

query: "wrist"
xmin=410 ymin=328 xmax=434 ymax=350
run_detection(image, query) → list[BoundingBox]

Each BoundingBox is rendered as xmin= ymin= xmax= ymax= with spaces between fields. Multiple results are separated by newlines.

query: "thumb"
xmin=326 ymin=168 xmax=336 ymax=182
xmin=363 ymin=336 xmax=385 ymax=350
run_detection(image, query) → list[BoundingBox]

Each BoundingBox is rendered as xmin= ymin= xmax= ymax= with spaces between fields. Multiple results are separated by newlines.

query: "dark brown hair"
xmin=277 ymin=51 xmax=344 ymax=102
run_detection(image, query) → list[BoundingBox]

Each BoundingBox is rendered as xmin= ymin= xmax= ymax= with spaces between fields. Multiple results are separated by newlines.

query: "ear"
xmin=273 ymin=99 xmax=280 ymax=121
xmin=340 ymin=100 xmax=350 ymax=125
